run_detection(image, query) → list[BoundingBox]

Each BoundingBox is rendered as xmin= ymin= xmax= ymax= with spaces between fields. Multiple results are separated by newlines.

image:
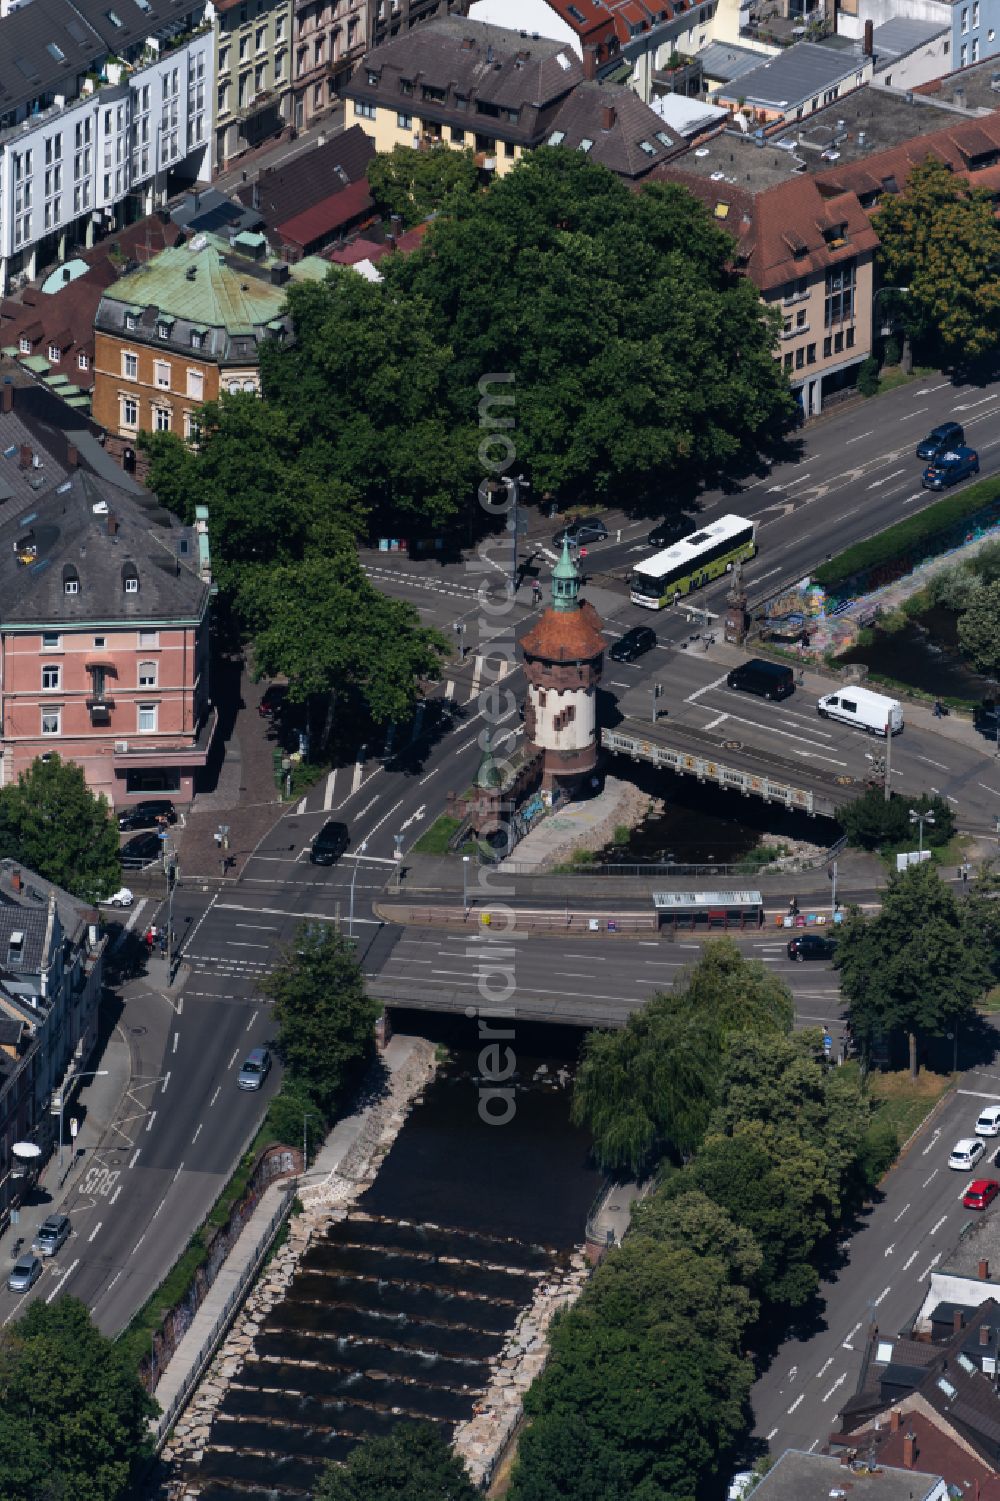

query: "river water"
xmin=191 ymin=1039 xmax=600 ymax=1501
xmin=837 ymin=604 xmax=998 ymax=701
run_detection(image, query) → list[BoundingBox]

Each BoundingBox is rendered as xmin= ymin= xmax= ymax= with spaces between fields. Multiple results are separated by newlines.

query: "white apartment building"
xmin=0 ymin=0 xmax=214 ymax=294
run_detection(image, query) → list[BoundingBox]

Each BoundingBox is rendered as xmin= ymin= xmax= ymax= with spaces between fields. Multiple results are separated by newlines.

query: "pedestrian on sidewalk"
xmin=144 ymin=926 xmax=154 ymax=956
xmin=158 ymin=929 xmax=167 ymax=958
xmin=961 ymin=861 xmax=971 ymax=886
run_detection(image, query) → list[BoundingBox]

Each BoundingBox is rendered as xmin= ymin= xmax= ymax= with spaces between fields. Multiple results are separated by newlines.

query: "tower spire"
xmin=551 ymin=538 xmax=580 ymax=612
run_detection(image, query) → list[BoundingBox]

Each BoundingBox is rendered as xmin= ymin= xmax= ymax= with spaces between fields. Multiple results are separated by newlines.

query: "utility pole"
xmin=651 ymin=683 xmax=663 ymax=724
xmin=829 ymin=859 xmax=838 ymax=918
xmin=166 ymin=856 xmax=179 ymax=979
xmin=884 ymin=725 xmax=892 ymax=803
xmin=508 ymin=473 xmax=530 ymax=592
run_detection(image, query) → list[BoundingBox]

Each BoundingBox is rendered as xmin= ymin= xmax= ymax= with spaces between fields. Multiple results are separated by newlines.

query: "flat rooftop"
xmin=750 ymin=1449 xmax=944 ymax=1500
xmin=764 ymin=83 xmax=968 ymax=168
xmin=918 ymin=53 xmax=1000 ymax=112
xmin=711 ymin=39 xmax=867 ymax=110
xmin=668 ymin=130 xmax=807 ymax=192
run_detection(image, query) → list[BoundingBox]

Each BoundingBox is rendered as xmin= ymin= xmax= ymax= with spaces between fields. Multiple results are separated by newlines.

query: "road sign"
xmin=70 ymin=1117 xmax=79 ymax=1138
xmin=823 ymin=1035 xmax=833 ymax=1050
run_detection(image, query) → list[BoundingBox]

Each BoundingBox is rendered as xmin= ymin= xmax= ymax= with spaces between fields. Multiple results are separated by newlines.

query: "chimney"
xmin=601 ymin=104 xmax=616 ymax=130
xmin=462 ymin=34 xmax=475 ymax=48
xmin=9 ymin=869 xmax=21 ymax=893
xmin=954 ymin=1309 xmax=965 ymax=1332
xmin=980 ymin=1259 xmax=990 ymax=1280
xmin=981 ymin=1323 xmax=992 ymax=1346
xmin=18 ymin=444 xmax=31 ymax=470
xmin=890 ymin=1409 xmax=902 ymax=1433
xmin=66 ymin=444 xmax=78 ymax=468
xmin=582 ymin=44 xmax=598 ymax=80
xmin=107 ymin=513 xmax=119 ymax=537
xmin=903 ymin=1431 xmax=917 ymax=1469
xmin=62 ymin=266 xmax=71 ymax=284
xmin=864 ymin=18 xmax=873 ymax=55
xmin=1 ymin=382 xmax=12 ymax=413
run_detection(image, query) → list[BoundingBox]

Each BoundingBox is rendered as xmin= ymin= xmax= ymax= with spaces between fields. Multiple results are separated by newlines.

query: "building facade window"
xmin=78 ymin=352 xmax=89 ymax=370
xmin=138 ymin=703 xmax=158 ymax=733
xmin=42 ymin=633 xmax=60 ymax=649
xmin=41 ymin=664 xmax=61 ymax=691
xmin=186 ymin=368 xmax=204 ymax=400
xmin=397 ymin=111 xmax=412 ymax=129
xmin=122 ymin=351 xmax=138 ymax=379
xmin=154 ymin=359 xmax=171 ymax=389
xmin=824 ymin=261 xmax=855 ymax=326
xmin=122 ymin=396 xmax=138 ymax=428
xmin=355 ymin=100 xmax=376 ymax=119
xmin=138 ymin=660 xmax=157 ymax=687
xmin=154 ymin=406 xmax=171 ymax=432
xmin=48 ymin=344 xmax=61 ymax=363
xmin=138 ymin=630 xmax=159 ymax=648
xmin=41 ymin=707 xmax=61 ymax=736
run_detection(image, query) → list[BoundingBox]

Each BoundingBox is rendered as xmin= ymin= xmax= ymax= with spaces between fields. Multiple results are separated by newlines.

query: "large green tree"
xmin=0 ymin=755 xmax=121 ymax=902
xmin=367 ymin=144 xmax=479 ymax=228
xmin=314 ymin=1424 xmax=477 ymax=1501
xmin=958 ymin=578 xmax=1000 ymax=676
xmin=235 ymin=554 xmax=446 ymax=728
xmin=510 ymin=1191 xmax=757 ymax=1501
xmin=263 ymin=923 xmax=379 ymax=1117
xmin=840 ymin=788 xmax=955 ymax=852
xmin=387 ymin=149 xmax=795 ymax=509
xmin=836 ymin=862 xmax=991 ymax=1076
xmin=571 ymin=940 xmax=793 ymax=1174
xmin=875 ymin=156 xmax=1000 ymax=363
xmin=0 ymin=1298 xmax=156 ymax=1501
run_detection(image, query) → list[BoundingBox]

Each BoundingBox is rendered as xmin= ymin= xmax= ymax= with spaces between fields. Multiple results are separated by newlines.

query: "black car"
xmin=310 ymin=820 xmax=350 ymax=866
xmin=118 ymin=799 xmax=176 ymax=832
xmin=787 ymin=933 xmax=836 ymax=961
xmin=120 ymin=831 xmax=162 ymax=869
xmin=258 ymin=683 xmax=288 ymax=718
xmin=646 ymin=517 xmax=687 ymax=548
xmin=609 ymin=626 xmax=657 ymax=663
xmin=916 ymin=421 xmax=964 ymax=461
xmin=974 ymin=700 xmax=1000 ymax=740
xmin=552 ymin=518 xmax=609 ymax=549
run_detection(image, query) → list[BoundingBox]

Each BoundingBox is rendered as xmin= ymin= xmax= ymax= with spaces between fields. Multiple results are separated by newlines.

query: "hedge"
xmin=813 ymin=474 xmax=1000 ymax=593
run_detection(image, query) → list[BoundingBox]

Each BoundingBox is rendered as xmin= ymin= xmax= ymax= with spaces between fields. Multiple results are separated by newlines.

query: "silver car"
xmin=237 ymin=1047 xmax=271 ymax=1091
xmin=33 ymin=1214 xmax=70 ymax=1258
xmin=8 ymin=1254 xmax=42 ymax=1293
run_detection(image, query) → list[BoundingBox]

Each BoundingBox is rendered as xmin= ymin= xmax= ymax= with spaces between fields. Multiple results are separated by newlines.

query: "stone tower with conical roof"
xmin=520 ymin=542 xmax=604 ymax=797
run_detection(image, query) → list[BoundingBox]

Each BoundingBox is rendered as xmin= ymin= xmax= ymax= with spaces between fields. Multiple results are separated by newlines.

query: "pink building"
xmin=0 ymin=471 xmax=214 ymax=808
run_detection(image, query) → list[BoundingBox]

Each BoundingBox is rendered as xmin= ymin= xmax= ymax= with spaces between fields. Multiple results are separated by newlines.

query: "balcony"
xmin=111 ymin=706 xmax=217 ymax=769
xmin=87 ymin=695 xmax=115 ymax=720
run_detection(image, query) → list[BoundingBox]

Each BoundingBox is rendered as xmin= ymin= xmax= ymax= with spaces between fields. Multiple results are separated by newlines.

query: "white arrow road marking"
xmin=399 ymin=804 xmax=427 ymax=832
xmin=822 ymin=1374 xmax=847 ymax=1402
xmin=868 ymin=468 xmax=907 ymax=488
xmin=884 ymin=1244 xmax=895 ymax=1257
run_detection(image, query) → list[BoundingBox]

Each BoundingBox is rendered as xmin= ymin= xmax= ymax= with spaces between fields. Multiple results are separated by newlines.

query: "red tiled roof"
xmin=848 ymin=1412 xmax=1000 ymax=1499
xmin=275 ymin=179 xmax=374 ymax=253
xmin=522 ymin=600 xmax=605 ymax=662
xmin=326 ymin=220 xmax=431 ymax=268
xmin=816 ymin=112 xmax=1000 ymax=204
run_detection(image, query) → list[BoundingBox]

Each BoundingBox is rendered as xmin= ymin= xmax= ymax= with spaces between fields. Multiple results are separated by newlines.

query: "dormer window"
xmin=156 ymin=319 xmax=173 ymax=340
xmin=366 ymin=68 xmax=379 ymax=85
xmin=190 ymin=329 xmax=204 ymax=350
xmin=63 ymin=564 xmax=80 ymax=596
xmin=122 ymin=563 xmax=139 ymax=594
xmin=7 ymin=931 xmax=24 ymax=966
xmin=125 ymin=314 xmax=137 ymax=331
xmin=18 ymin=336 xmax=30 ymax=354
xmin=47 ymin=343 xmax=61 ymax=363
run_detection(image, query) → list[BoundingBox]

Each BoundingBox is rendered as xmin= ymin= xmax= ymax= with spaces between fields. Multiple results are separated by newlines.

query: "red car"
xmin=258 ymin=684 xmax=287 ymax=718
xmin=963 ymin=1178 xmax=1000 ymax=1211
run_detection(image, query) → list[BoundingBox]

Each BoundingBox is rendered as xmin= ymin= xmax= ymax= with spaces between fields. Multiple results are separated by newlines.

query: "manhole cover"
xmin=129 ymin=1026 xmax=147 ymax=1036
xmin=722 ymin=740 xmax=743 ymax=751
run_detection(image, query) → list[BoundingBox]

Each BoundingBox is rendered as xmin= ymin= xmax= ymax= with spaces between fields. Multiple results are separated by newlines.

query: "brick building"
xmin=0 ymin=470 xmax=214 ymax=807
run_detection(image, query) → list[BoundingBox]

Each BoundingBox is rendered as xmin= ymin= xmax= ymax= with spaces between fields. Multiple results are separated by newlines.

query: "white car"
xmin=949 ymin=1138 xmax=986 ymax=1171
xmin=976 ymin=1106 xmax=1000 ymax=1137
xmin=104 ymin=887 xmax=134 ymax=909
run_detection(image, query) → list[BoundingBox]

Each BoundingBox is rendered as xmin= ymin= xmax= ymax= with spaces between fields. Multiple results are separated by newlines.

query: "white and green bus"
xmin=630 ymin=514 xmax=757 ymax=610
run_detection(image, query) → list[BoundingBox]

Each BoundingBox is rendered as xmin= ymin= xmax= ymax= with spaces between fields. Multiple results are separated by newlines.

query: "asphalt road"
xmin=751 ymin=1069 xmax=1000 ymax=1455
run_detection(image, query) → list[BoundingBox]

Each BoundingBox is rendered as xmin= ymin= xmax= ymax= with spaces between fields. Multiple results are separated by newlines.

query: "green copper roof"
xmin=552 ymin=537 xmax=580 ymax=612
xmin=101 ymin=233 xmax=324 ymax=335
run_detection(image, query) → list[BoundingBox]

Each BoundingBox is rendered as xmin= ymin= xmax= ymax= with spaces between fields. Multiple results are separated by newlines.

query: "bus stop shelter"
xmin=653 ymin=890 xmax=765 ymax=932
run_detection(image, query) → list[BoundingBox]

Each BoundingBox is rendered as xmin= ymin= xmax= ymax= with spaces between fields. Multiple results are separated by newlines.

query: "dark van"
xmin=726 ymin=658 xmax=795 ymax=701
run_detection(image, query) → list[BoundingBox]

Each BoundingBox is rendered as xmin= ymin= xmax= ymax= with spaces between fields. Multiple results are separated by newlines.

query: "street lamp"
xmin=56 ymin=1070 xmax=109 ymax=1169
xmin=909 ymin=807 xmax=935 ymax=857
xmin=348 ymin=841 xmax=368 ymax=940
xmin=506 ymin=473 xmax=531 ymax=591
xmin=463 ymin=853 xmax=471 ymax=918
xmin=393 ymin=833 xmax=404 ymax=894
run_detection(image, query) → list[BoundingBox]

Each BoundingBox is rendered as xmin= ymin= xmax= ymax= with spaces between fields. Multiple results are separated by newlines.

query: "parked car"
xmin=120 ymin=831 xmax=162 ymax=870
xmin=916 ymin=421 xmax=964 ymax=461
xmin=117 ymin=799 xmax=176 ymax=833
xmin=977 ymin=1106 xmax=1000 ymax=1137
xmin=609 ymin=626 xmax=657 ymax=663
xmin=786 ymin=933 xmax=836 ymax=961
xmin=727 ymin=659 xmax=795 ymax=702
xmin=552 ymin=518 xmax=608 ymax=549
xmin=974 ymin=700 xmax=1000 ymax=740
xmin=7 ymin=1254 xmax=42 ymax=1293
xmin=104 ymin=887 xmax=134 ymax=909
xmin=258 ymin=684 xmax=288 ymax=718
xmin=32 ymin=1214 xmax=70 ymax=1258
xmin=237 ymin=1047 xmax=271 ymax=1091
xmin=922 ymin=445 xmax=979 ymax=490
xmin=310 ymin=820 xmax=350 ymax=866
xmin=949 ymin=1137 xmax=986 ymax=1171
xmin=964 ymin=1179 xmax=1000 ymax=1211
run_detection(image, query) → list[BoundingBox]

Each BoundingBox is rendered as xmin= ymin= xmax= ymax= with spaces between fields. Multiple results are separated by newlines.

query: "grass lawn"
xmin=876 ymin=832 xmax=970 ymax=872
xmin=868 ymin=1067 xmax=954 ymax=1148
xmin=874 ymin=363 xmax=935 ymax=395
xmin=413 ymin=814 xmax=464 ymax=855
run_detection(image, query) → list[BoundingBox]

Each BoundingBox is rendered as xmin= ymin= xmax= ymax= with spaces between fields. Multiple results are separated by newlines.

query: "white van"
xmin=817 ymin=686 xmax=903 ymax=737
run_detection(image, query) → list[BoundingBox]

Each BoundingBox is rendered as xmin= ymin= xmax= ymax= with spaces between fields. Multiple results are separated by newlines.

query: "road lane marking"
xmin=922 ymin=1130 xmax=941 ymax=1158
xmin=822 ymin=1373 xmax=847 ymax=1402
xmin=868 ymin=468 xmax=906 ymax=489
xmin=902 ymin=1249 xmax=919 ymax=1271
xmin=686 ymin=673 xmax=729 ymax=704
xmin=353 ymin=794 xmax=379 ymax=822
xmin=816 ymin=1356 xmax=834 ymax=1377
xmin=767 ymin=1427 xmax=779 ymax=1441
xmin=161 ymin=1071 xmax=171 ymax=1094
xmin=920 ymin=1253 xmax=942 ymax=1279
xmin=704 ymin=713 xmax=728 ymax=730
xmin=846 ymin=430 xmax=875 ymax=444
xmin=210 ymin=1086 xmax=221 ymax=1107
xmin=172 ymin=1032 xmax=178 ymax=1054
xmin=787 ymin=1395 xmax=804 ymax=1414
xmin=109 ymin=1185 xmax=122 ymax=1206
xmin=874 ymin=1285 xmax=891 ymax=1306
xmin=323 ymin=769 xmax=336 ymax=811
xmin=957 ymin=1088 xmax=1000 ymax=1100
xmin=894 ymin=1203 xmax=910 ymax=1223
xmin=88 ymin=1222 xmax=103 ymax=1243
xmin=128 ymin=1149 xmax=140 ymax=1168
xmin=146 ymin=1110 xmax=157 ymax=1132
xmin=898 ymin=406 xmax=929 ymax=421
xmin=45 ymin=1258 xmax=79 ymax=1303
xmin=191 ymin=1124 xmax=203 ymax=1145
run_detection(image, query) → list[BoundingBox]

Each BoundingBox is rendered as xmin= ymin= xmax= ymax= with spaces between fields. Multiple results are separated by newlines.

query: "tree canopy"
xmin=367 ymin=144 xmax=479 ymax=228
xmin=836 ymin=862 xmax=991 ymax=1076
xmin=385 ymin=149 xmax=795 ymax=509
xmin=0 ymin=1297 xmax=156 ymax=1501
xmin=839 ymin=788 xmax=955 ymax=852
xmin=263 ymin=923 xmax=380 ymax=1117
xmin=875 ymin=156 xmax=1000 ymax=364
xmin=0 ymin=755 xmax=122 ymax=902
xmin=958 ymin=578 xmax=1000 ymax=676
xmin=571 ymin=940 xmax=794 ymax=1174
xmin=314 ymin=1424 xmax=478 ymax=1501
